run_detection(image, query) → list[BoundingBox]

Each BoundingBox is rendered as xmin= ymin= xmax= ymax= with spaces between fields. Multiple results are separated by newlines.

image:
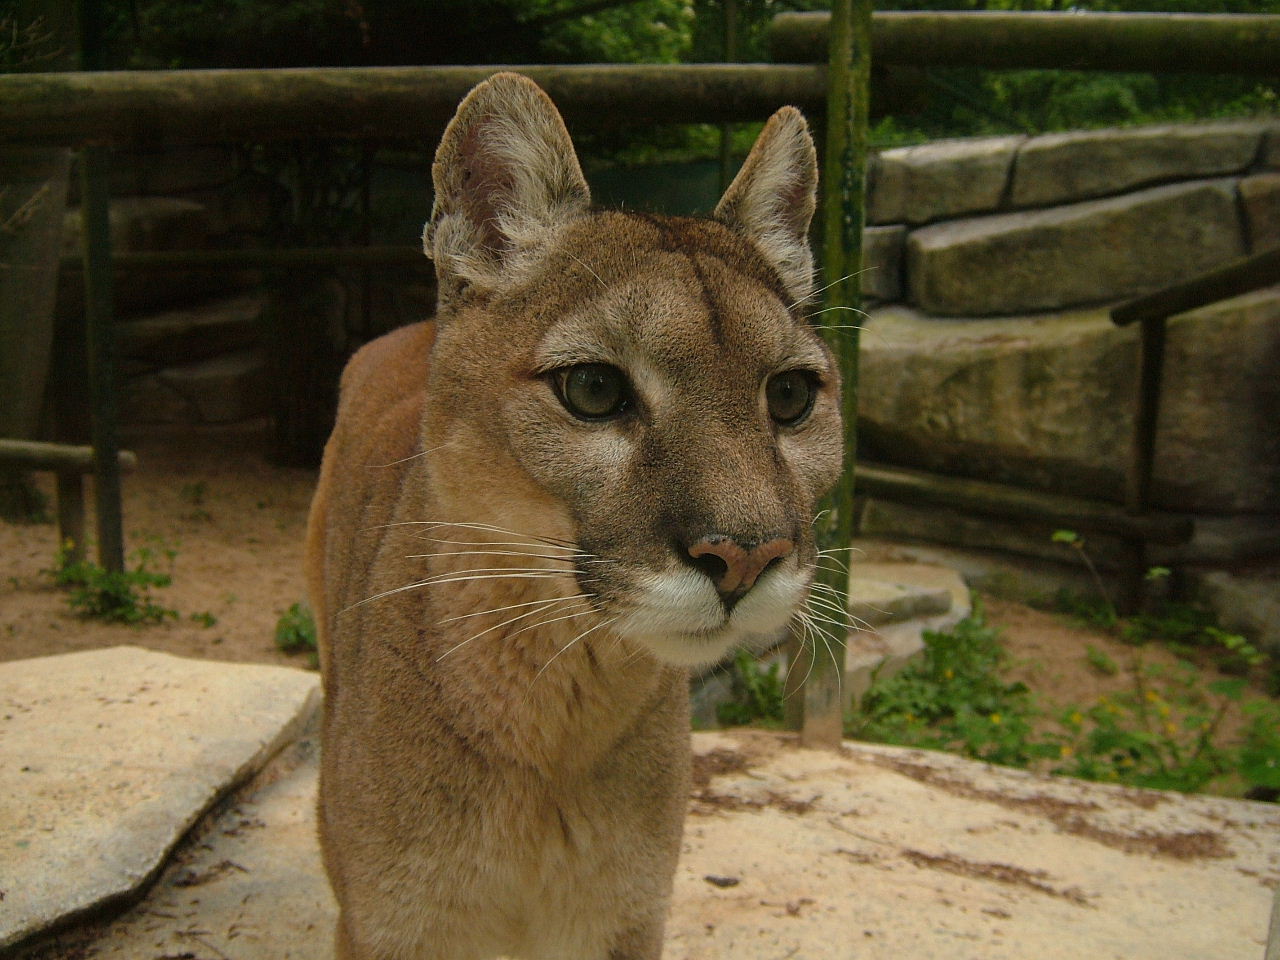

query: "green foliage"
xmin=846 ymin=605 xmax=1280 ymax=800
xmin=716 ymin=649 xmax=785 ymax=726
xmin=1085 ymin=644 xmax=1119 ymax=676
xmin=847 ymin=607 xmax=1059 ymax=767
xmin=48 ymin=541 xmax=180 ymax=625
xmin=275 ymin=602 xmax=319 ymax=669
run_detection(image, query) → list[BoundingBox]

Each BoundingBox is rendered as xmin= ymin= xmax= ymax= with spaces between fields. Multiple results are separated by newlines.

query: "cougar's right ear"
xmin=424 ymin=72 xmax=591 ymax=306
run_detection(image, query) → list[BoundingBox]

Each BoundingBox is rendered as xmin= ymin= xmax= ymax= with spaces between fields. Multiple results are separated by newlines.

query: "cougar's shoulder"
xmin=304 ymin=320 xmax=435 ymax=675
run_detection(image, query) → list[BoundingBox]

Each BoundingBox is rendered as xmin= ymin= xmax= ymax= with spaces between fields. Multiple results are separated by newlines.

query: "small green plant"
xmin=847 ymin=607 xmax=1280 ymax=800
xmin=48 ymin=541 xmax=179 ymax=625
xmin=275 ymin=602 xmax=318 ymax=669
xmin=716 ymin=649 xmax=785 ymax=727
xmin=190 ymin=611 xmax=218 ymax=628
xmin=1085 ymin=644 xmax=1119 ymax=676
xmin=847 ymin=607 xmax=1059 ymax=769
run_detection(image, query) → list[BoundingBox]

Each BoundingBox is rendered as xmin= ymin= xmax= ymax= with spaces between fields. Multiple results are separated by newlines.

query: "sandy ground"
xmin=0 ymin=420 xmax=1270 ymax=752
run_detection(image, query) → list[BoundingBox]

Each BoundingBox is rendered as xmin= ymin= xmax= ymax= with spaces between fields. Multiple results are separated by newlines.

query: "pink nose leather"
xmin=687 ymin=536 xmax=794 ymax=595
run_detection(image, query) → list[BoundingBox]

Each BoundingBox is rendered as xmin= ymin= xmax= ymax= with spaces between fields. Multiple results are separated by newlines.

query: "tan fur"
xmin=306 ymin=73 xmax=841 ymax=960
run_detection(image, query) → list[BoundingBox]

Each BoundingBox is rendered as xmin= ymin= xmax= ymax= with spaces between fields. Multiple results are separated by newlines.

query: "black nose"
xmin=683 ymin=535 xmax=794 ymax=606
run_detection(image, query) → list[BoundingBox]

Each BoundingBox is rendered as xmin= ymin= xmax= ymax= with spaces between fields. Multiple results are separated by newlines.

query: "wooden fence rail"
xmin=769 ymin=11 xmax=1280 ymax=74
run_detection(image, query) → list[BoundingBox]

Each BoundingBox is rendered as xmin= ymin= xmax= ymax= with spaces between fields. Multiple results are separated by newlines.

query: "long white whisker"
xmin=436 ymin=594 xmax=575 ymax=626
xmin=366 ymin=439 xmax=455 ymax=469
xmin=435 ymin=596 xmax=588 ymax=663
xmin=789 ymin=269 xmax=870 ymax=310
xmin=530 ymin=616 xmax=616 ymax=687
xmin=412 ymin=535 xmax=583 ymax=554
xmin=341 ymin=571 xmax=583 ymax=614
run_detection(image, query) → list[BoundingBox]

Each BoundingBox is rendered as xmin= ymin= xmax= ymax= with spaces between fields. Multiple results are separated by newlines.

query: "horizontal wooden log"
xmin=1111 ymin=246 xmax=1280 ymax=326
xmin=0 ymin=64 xmax=826 ymax=148
xmin=855 ymin=461 xmax=1194 ymax=545
xmin=59 ymin=246 xmax=432 ymax=271
xmin=0 ymin=438 xmax=137 ymax=473
xmin=769 ymin=11 xmax=1280 ymax=74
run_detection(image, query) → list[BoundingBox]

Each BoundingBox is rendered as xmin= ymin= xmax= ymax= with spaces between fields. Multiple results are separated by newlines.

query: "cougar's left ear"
xmin=714 ymin=106 xmax=817 ymax=304
xmin=425 ymin=72 xmax=591 ymax=307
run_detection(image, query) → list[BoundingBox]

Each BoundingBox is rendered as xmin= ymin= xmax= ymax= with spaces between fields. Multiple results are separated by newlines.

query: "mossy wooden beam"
xmin=854 ymin=462 xmax=1194 ymax=545
xmin=0 ymin=64 xmax=827 ymax=148
xmin=769 ymin=11 xmax=1280 ymax=74
xmin=0 ymin=439 xmax=137 ymax=473
xmin=796 ymin=0 xmax=871 ymax=751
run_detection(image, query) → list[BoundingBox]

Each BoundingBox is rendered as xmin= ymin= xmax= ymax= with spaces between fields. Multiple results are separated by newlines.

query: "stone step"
xmin=26 ymin=728 xmax=1280 ymax=960
xmin=0 ymin=646 xmax=320 ymax=953
xmin=844 ymin=562 xmax=970 ymax=706
xmin=116 ymin=292 xmax=268 ymax=374
xmin=907 ymin=178 xmax=1246 ymax=315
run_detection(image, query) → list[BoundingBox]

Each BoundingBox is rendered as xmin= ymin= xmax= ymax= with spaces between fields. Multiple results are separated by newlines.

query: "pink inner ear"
xmin=457 ymin=117 xmax=516 ymax=257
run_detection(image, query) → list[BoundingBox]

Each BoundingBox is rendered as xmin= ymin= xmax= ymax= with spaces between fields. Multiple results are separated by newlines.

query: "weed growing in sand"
xmin=843 ymin=606 xmax=1280 ymax=799
xmin=716 ymin=650 xmax=786 ymax=727
xmin=48 ymin=540 xmax=179 ymax=625
xmin=275 ymin=602 xmax=318 ymax=669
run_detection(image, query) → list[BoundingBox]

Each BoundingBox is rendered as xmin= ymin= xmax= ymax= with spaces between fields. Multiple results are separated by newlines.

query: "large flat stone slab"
xmin=907 ymin=179 xmax=1245 ymax=315
xmin=0 ymin=646 xmax=320 ymax=951
xmin=31 ymin=730 xmax=1279 ymax=960
xmin=1011 ymin=122 xmax=1262 ymax=208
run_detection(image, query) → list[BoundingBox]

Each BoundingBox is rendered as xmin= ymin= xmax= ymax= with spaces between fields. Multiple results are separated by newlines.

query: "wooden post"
xmin=1120 ymin=315 xmax=1168 ymax=611
xmin=78 ymin=146 xmax=124 ymax=573
xmin=717 ymin=0 xmax=739 ymax=194
xmin=55 ymin=471 xmax=85 ymax=563
xmin=795 ymin=0 xmax=870 ymax=750
xmin=78 ymin=0 xmax=124 ymax=572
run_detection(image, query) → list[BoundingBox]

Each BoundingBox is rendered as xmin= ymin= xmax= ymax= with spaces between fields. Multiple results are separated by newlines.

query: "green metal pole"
xmin=799 ymin=0 xmax=870 ymax=749
xmin=717 ymin=0 xmax=739 ymax=194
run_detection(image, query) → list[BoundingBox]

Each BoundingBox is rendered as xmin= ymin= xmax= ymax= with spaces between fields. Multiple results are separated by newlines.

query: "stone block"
xmin=119 ymin=372 xmax=198 ymax=424
xmin=858 ymin=293 xmax=1280 ymax=512
xmin=1264 ymin=125 xmax=1280 ymax=170
xmin=155 ymin=351 xmax=269 ymax=424
xmin=1241 ymin=173 xmax=1280 ymax=252
xmin=862 ymin=225 xmax=906 ymax=303
xmin=1011 ymin=122 xmax=1262 ymax=208
xmin=117 ymin=293 xmax=268 ymax=370
xmin=868 ymin=136 xmax=1023 ymax=225
xmin=907 ymin=179 xmax=1246 ymax=315
xmin=0 ymin=646 xmax=320 ymax=952
xmin=62 ymin=196 xmax=210 ymax=257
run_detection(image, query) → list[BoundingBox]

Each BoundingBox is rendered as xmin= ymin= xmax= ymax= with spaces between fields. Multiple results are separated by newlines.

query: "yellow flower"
xmin=1060 ymin=745 xmax=1074 ymax=758
xmin=1164 ymin=722 xmax=1178 ymax=737
xmin=944 ymin=669 xmax=954 ymax=680
xmin=989 ymin=713 xmax=1002 ymax=725
xmin=1145 ymin=690 xmax=1159 ymax=703
xmin=1069 ymin=711 xmax=1084 ymax=726
xmin=1157 ymin=703 xmax=1171 ymax=718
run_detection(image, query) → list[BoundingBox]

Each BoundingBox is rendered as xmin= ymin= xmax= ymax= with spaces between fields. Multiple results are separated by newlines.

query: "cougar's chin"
xmin=612 ymin=567 xmax=806 ymax=669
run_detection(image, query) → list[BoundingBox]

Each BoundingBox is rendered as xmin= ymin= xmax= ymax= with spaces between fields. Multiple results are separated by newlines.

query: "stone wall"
xmin=55 ymin=121 xmax=1280 ymax=542
xmin=855 ymin=118 xmax=1280 ymax=547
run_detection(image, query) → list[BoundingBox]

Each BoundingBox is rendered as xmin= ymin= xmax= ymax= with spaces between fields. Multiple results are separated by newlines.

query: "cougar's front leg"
xmin=607 ymin=916 xmax=666 ymax=960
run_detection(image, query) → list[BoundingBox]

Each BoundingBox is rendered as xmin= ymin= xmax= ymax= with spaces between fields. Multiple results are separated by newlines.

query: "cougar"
xmin=305 ymin=72 xmax=843 ymax=960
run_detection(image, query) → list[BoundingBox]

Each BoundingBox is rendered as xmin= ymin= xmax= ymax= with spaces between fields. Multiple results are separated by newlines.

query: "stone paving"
xmin=4 ymin=644 xmax=1278 ymax=960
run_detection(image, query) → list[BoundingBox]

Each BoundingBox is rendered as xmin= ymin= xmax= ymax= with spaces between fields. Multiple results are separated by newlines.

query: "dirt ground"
xmin=0 ymin=420 xmax=1266 ymax=730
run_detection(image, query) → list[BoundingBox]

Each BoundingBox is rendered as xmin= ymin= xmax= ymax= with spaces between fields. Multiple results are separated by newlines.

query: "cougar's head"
xmin=421 ymin=73 xmax=843 ymax=668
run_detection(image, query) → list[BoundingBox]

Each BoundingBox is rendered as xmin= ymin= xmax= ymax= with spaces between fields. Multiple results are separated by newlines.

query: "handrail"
xmin=769 ymin=11 xmax=1280 ymax=74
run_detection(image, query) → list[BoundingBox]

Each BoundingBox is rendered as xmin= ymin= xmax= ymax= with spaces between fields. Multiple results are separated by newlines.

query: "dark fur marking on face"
xmin=626 ymin=212 xmax=799 ymax=321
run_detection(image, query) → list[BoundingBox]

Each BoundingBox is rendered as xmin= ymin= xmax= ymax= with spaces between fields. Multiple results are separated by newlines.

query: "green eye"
xmin=766 ymin=370 xmax=816 ymax=426
xmin=557 ymin=363 xmax=630 ymax=420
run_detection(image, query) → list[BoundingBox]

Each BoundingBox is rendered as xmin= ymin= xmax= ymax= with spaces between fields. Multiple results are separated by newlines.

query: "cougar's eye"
xmin=766 ymin=370 xmax=816 ymax=426
xmin=556 ymin=363 xmax=630 ymax=420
